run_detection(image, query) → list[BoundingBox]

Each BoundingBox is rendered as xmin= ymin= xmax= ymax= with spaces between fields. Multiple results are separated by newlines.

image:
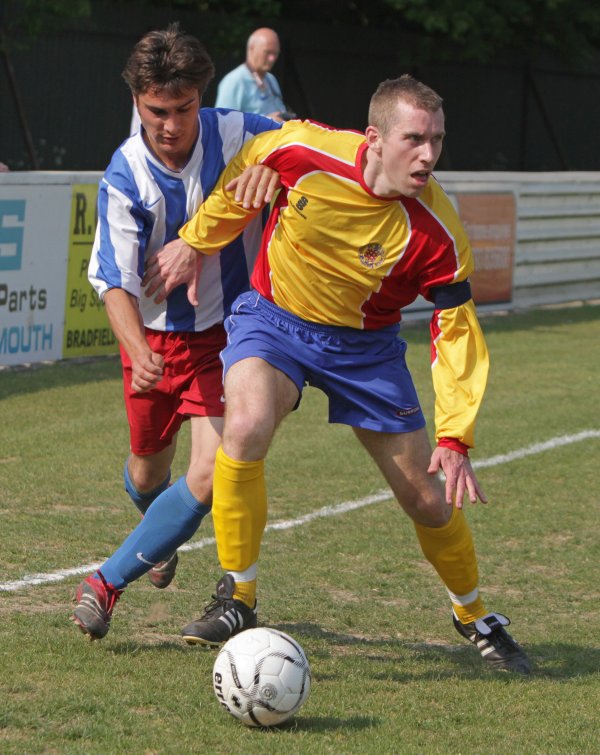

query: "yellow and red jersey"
xmin=180 ymin=119 xmax=489 ymax=449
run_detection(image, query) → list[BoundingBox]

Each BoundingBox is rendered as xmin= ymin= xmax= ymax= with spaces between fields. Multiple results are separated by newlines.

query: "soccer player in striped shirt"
xmin=161 ymin=74 xmax=531 ymax=673
xmin=71 ymin=24 xmax=280 ymax=640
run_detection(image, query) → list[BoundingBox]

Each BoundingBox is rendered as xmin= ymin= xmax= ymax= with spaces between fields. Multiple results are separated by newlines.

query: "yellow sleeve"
xmin=430 ymin=299 xmax=489 ymax=449
xmin=179 ymin=127 xmax=285 ymax=254
xmin=179 ymin=149 xmax=258 ymax=254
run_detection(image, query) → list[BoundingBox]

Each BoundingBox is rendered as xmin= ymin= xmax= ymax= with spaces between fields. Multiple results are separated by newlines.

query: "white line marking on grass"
xmin=1 ymin=429 xmax=598 ymax=593
xmin=471 ymin=430 xmax=600 ymax=469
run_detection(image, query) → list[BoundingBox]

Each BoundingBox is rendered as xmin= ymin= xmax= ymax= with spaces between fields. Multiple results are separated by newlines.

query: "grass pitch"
xmin=1 ymin=303 xmax=599 ymax=754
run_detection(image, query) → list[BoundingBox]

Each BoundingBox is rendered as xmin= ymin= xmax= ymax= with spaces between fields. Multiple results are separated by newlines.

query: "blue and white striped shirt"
xmin=88 ymin=108 xmax=279 ymax=332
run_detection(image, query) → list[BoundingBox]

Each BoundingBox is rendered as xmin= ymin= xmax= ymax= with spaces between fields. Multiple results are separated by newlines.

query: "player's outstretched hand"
xmin=143 ymin=238 xmax=201 ymax=306
xmin=428 ymin=446 xmax=488 ymax=508
xmin=226 ymin=164 xmax=281 ymax=209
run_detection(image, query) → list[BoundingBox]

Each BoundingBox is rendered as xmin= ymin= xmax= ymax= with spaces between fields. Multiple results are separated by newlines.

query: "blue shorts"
xmin=221 ymin=291 xmax=426 ymax=433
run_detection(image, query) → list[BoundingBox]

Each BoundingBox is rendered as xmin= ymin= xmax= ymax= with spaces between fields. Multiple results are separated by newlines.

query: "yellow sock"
xmin=413 ymin=507 xmax=486 ymax=624
xmin=232 ymin=578 xmax=257 ymax=607
xmin=453 ymin=595 xmax=485 ymax=625
xmin=212 ymin=446 xmax=267 ymax=608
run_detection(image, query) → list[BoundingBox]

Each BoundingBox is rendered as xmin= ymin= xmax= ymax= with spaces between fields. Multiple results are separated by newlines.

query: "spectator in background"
xmin=0 ymin=162 xmax=9 ymax=172
xmin=215 ymin=28 xmax=295 ymax=123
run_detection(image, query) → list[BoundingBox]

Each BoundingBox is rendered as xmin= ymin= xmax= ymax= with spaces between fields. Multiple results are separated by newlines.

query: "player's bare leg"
xmin=353 ymin=426 xmax=449 ymax=526
xmin=143 ymin=415 xmax=223 ymax=587
xmin=354 ymin=426 xmax=531 ymax=673
xmin=141 ymin=415 xmax=222 ymax=588
xmin=125 ymin=443 xmax=179 ymax=586
xmin=221 ymin=357 xmax=299 ymax=461
xmin=71 ymin=420 xmax=219 ymax=637
xmin=181 ymin=358 xmax=299 ymax=646
xmin=185 ymin=414 xmax=224 ymax=503
xmin=128 ymin=443 xmax=177 ymax=494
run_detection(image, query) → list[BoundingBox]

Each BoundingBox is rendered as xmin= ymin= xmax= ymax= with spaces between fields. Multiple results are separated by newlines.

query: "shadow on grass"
xmin=80 ymin=617 xmax=600 ymax=684
xmin=285 ymin=715 xmax=381 ymax=732
xmin=0 ymin=355 xmax=121 ymax=399
xmin=107 ymin=638 xmax=191 ymax=655
xmin=102 ymin=635 xmax=382 ymax=734
xmin=272 ymin=621 xmax=600 ymax=681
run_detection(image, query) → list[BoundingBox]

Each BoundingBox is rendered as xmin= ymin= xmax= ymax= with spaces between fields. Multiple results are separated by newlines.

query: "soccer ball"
xmin=213 ymin=627 xmax=311 ymax=727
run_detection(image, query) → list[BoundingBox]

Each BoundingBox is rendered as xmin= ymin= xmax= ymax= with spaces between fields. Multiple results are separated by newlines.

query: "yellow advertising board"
xmin=62 ymin=184 xmax=118 ymax=357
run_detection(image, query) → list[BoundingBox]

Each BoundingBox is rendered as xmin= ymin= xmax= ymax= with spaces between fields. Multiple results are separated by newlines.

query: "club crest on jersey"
xmin=358 ymin=242 xmax=385 ymax=269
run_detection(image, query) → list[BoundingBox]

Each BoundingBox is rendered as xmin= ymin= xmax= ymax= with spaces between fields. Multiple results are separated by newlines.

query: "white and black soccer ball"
xmin=213 ymin=627 xmax=311 ymax=727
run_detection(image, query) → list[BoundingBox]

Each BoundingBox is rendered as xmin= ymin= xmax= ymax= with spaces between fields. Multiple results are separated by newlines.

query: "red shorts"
xmin=121 ymin=324 xmax=226 ymax=456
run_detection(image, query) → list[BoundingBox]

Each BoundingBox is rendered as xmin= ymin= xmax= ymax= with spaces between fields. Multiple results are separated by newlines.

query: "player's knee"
xmin=128 ymin=459 xmax=170 ymax=494
xmin=223 ymin=410 xmax=274 ymax=458
xmin=185 ymin=464 xmax=215 ymax=503
xmin=398 ymin=485 xmax=450 ymax=527
xmin=414 ymin=500 xmax=452 ymax=527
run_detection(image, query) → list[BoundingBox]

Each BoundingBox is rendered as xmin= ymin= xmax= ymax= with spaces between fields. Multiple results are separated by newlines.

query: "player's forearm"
xmin=103 ymin=288 xmax=148 ymax=359
xmin=430 ymin=300 xmax=489 ymax=451
xmin=179 ymin=155 xmax=262 ymax=253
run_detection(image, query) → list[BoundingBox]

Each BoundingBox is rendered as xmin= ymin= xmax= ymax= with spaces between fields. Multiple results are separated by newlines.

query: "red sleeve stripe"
xmin=262 ymin=143 xmax=358 ymax=187
xmin=416 ymin=197 xmax=460 ymax=276
xmin=361 ymin=198 xmax=461 ymax=329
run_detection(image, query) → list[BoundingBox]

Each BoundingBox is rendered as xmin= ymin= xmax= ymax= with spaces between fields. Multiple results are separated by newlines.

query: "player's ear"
xmin=365 ymin=125 xmax=382 ymax=153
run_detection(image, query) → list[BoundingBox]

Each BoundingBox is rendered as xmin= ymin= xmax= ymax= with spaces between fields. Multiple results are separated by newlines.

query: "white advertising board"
xmin=0 ymin=183 xmax=71 ymax=366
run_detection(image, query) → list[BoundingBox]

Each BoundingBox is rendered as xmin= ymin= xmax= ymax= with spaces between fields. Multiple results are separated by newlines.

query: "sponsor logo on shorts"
xmin=396 ymin=406 xmax=420 ymax=417
xmin=358 ymin=242 xmax=385 ymax=269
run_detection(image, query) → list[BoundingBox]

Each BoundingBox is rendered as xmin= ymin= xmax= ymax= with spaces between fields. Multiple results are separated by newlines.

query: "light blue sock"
xmin=124 ymin=461 xmax=171 ymax=515
xmin=97 ymin=476 xmax=211 ymax=589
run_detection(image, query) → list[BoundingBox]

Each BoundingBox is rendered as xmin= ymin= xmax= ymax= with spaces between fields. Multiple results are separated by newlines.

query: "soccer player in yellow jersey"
xmin=155 ymin=74 xmax=531 ymax=672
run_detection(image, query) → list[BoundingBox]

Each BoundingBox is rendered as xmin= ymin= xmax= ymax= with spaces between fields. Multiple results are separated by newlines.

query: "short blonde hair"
xmin=368 ymin=74 xmax=443 ymax=135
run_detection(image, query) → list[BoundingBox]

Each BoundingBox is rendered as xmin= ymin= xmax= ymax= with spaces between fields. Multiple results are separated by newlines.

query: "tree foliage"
xmin=1 ymin=0 xmax=91 ymax=40
xmin=281 ymin=0 xmax=600 ymax=63
xmin=372 ymin=0 xmax=600 ymax=62
xmin=137 ymin=0 xmax=283 ymax=52
xmin=2 ymin=0 xmax=599 ymax=62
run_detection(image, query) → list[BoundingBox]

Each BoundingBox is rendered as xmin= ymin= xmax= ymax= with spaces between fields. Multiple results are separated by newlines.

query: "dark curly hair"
xmin=122 ymin=22 xmax=215 ymax=98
